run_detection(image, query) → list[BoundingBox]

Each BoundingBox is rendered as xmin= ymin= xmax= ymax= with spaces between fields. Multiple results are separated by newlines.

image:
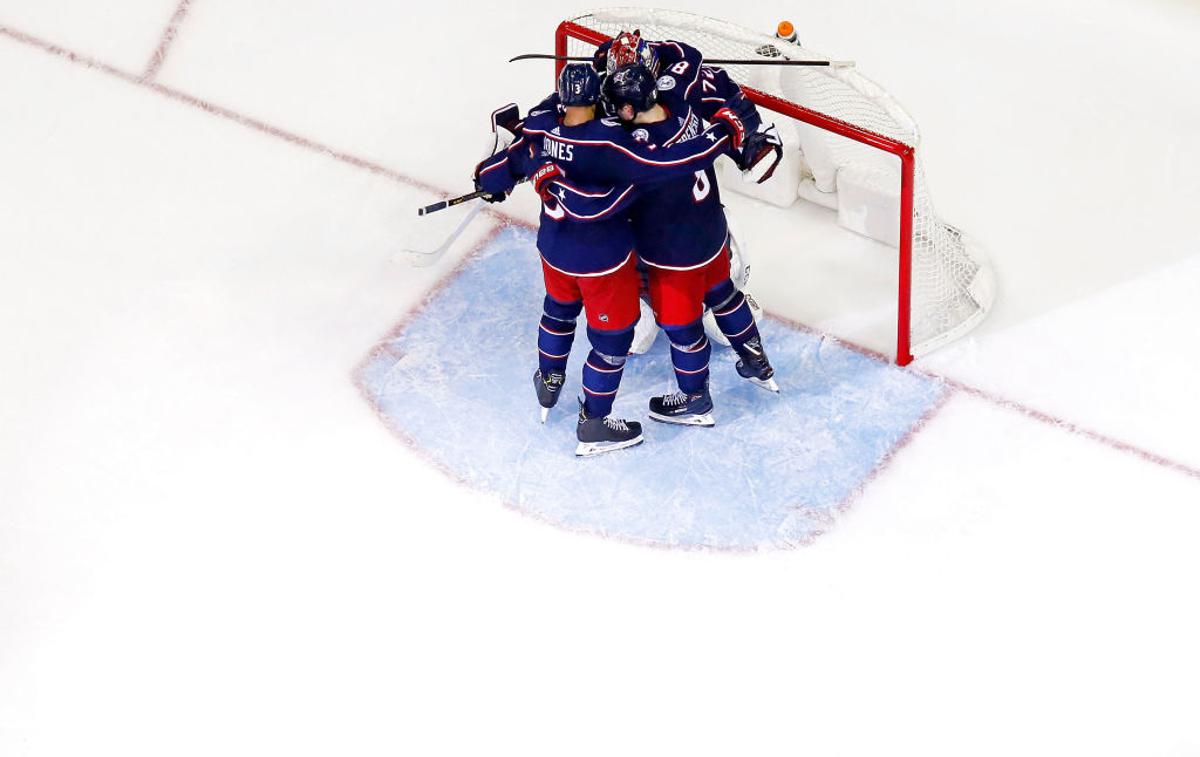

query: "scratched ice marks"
xmin=360 ymin=227 xmax=946 ymax=549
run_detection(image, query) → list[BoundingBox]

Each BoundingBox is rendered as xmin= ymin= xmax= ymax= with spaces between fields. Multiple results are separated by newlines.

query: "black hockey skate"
xmin=648 ymin=386 xmax=715 ymax=427
xmin=533 ymin=369 xmax=566 ymax=423
xmin=576 ymin=404 xmax=644 ymax=457
xmin=735 ymin=337 xmax=779 ymax=393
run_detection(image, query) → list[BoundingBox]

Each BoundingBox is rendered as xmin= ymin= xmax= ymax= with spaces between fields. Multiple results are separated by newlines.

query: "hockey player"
xmin=473 ymin=63 xmax=753 ymax=456
xmin=600 ymin=34 xmax=781 ymax=427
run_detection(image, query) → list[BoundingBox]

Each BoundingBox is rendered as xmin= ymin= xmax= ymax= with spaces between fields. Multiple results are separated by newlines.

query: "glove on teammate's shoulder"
xmin=710 ymin=107 xmax=747 ymax=151
xmin=530 ymin=162 xmax=565 ymax=200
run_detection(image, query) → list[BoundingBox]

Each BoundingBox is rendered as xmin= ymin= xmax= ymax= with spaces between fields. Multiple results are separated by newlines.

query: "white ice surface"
xmin=2 ymin=1 xmax=1200 ymax=755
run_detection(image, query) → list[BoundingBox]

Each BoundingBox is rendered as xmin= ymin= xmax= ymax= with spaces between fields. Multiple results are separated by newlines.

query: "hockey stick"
xmin=416 ymin=102 xmax=522 ymax=218
xmin=406 ymin=176 xmax=528 ymax=264
xmin=509 ymin=53 xmax=854 ymax=68
xmin=400 ymin=102 xmax=525 ymax=266
xmin=400 ymin=200 xmax=487 ymax=267
xmin=417 ymin=189 xmax=491 ymax=216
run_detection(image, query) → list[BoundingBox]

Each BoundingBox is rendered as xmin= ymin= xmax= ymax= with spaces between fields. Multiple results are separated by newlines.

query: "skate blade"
xmin=575 ymin=435 xmax=644 ymax=457
xmin=749 ymin=376 xmax=780 ymax=393
xmin=649 ymin=410 xmax=716 ymax=427
xmin=540 ymin=407 xmax=550 ymax=424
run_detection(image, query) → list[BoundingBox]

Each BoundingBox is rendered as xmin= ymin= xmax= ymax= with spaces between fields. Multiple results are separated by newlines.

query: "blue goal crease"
xmin=359 ymin=226 xmax=946 ymax=550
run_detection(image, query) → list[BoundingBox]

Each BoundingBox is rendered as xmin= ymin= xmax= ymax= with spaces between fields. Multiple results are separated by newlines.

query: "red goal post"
xmin=555 ymin=10 xmax=993 ymax=366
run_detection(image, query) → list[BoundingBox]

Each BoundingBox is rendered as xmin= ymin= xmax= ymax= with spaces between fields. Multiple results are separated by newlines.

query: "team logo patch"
xmin=631 ymin=128 xmax=650 ymax=143
xmin=657 ymin=75 xmax=676 ymax=91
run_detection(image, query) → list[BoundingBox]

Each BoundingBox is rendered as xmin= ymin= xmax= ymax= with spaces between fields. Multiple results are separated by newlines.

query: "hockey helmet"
xmin=557 ymin=63 xmax=601 ymax=107
xmin=603 ymin=63 xmax=658 ymax=119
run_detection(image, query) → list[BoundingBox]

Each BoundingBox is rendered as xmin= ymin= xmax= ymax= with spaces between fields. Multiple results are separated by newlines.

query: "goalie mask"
xmin=605 ymin=30 xmax=659 ymax=76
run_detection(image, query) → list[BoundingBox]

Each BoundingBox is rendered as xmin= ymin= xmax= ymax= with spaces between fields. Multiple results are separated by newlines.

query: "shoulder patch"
xmin=631 ymin=128 xmax=650 ymax=143
xmin=600 ymin=117 xmax=622 ymax=127
xmin=657 ymin=75 xmax=676 ymax=91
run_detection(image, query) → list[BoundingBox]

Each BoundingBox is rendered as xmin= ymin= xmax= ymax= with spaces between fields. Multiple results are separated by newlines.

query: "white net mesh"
xmin=562 ymin=8 xmax=994 ymax=360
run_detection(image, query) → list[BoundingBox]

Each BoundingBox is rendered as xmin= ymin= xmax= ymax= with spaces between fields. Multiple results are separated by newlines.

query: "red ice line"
xmin=834 ymin=386 xmax=958 ymax=515
xmin=142 ymin=0 xmax=194 ymax=81
xmin=0 ymin=25 xmax=446 ymax=199
xmin=768 ymin=312 xmax=1200 ymax=483
xmin=2 ymin=22 xmax=1198 ymax=488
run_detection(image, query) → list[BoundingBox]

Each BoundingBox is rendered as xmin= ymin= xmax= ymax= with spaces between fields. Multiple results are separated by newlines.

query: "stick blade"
xmin=394 ymin=201 xmax=485 ymax=268
xmin=397 ymin=250 xmax=440 ymax=268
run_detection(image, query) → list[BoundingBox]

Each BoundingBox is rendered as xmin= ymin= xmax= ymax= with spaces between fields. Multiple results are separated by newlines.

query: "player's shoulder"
xmin=573 ymin=117 xmax=629 ymax=139
xmin=523 ymin=108 xmax=559 ymax=134
xmin=651 ymin=39 xmax=701 ymax=62
xmin=522 ymin=93 xmax=562 ymax=133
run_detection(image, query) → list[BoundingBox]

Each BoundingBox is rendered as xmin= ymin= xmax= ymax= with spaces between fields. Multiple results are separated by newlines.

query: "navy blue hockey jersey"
xmin=627 ymin=40 xmax=758 ymax=269
xmin=476 ymin=96 xmax=736 ymax=276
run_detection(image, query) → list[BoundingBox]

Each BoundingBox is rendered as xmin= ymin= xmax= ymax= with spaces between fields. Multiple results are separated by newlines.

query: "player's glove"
xmin=474 ymin=185 xmax=508 ymax=203
xmin=736 ymin=124 xmax=784 ymax=184
xmin=710 ymin=107 xmax=747 ymax=151
xmin=723 ymin=91 xmax=763 ymax=134
xmin=713 ymin=91 xmax=765 ymax=152
xmin=530 ymin=162 xmax=565 ymax=201
xmin=473 ymin=152 xmax=513 ymax=203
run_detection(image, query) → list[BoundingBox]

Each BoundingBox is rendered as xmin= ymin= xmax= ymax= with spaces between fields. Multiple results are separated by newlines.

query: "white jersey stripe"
xmin=542 ymin=250 xmax=633 ymax=278
xmin=585 ymin=360 xmax=624 ymax=374
xmin=641 ymin=240 xmax=725 ymax=272
xmin=553 ymin=185 xmax=635 ymax=221
xmin=523 ymin=127 xmax=728 ymax=168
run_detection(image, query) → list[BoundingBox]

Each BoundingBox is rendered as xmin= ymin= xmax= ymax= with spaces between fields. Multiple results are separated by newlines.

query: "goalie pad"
xmin=628 ymin=296 xmax=659 ymax=355
xmin=703 ymin=216 xmax=763 ymax=347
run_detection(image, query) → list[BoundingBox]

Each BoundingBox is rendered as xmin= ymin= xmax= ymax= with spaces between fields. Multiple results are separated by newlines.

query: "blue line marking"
xmin=360 ymin=227 xmax=946 ymax=549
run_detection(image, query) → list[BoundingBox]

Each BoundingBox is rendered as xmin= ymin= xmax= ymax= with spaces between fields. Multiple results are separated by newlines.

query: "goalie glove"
xmin=491 ymin=102 xmax=522 ymax=139
xmin=736 ymin=124 xmax=784 ymax=185
xmin=483 ymin=102 xmax=522 ymax=158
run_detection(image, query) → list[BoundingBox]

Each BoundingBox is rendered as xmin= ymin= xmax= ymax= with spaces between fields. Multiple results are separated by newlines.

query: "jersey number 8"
xmin=692 ymin=170 xmax=710 ymax=202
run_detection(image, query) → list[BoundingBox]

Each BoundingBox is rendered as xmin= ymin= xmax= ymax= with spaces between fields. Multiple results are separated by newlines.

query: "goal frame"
xmin=555 ymin=20 xmax=918 ymax=366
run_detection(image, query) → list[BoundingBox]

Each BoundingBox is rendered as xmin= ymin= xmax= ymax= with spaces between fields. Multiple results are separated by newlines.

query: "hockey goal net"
xmin=556 ymin=9 xmax=994 ymax=365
